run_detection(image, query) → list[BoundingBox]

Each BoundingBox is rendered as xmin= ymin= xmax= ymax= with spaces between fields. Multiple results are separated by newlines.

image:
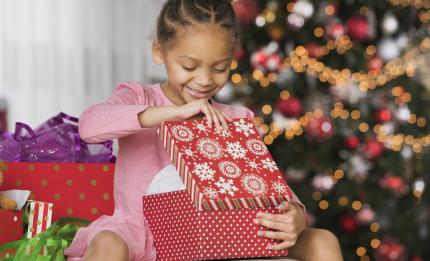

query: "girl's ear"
xmin=152 ymin=41 xmax=165 ymax=65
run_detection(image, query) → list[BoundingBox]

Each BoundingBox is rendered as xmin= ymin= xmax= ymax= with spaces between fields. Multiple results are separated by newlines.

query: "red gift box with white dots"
xmin=142 ymin=118 xmax=292 ymax=260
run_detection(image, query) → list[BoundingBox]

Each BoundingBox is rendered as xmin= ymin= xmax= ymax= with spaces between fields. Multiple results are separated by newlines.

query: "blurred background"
xmin=1 ymin=0 xmax=430 ymax=260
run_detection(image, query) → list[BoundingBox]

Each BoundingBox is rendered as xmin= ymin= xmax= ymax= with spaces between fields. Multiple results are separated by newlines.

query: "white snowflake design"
xmin=215 ymin=177 xmax=239 ymax=196
xmin=272 ymin=181 xmax=288 ymax=194
xmin=241 ymin=174 xmax=268 ymax=196
xmin=261 ymin=157 xmax=279 ymax=173
xmin=202 ymin=186 xmax=219 ymax=200
xmin=192 ymin=120 xmax=211 ymax=135
xmin=180 ymin=145 xmax=197 ymax=160
xmin=245 ymin=158 xmax=262 ymax=171
xmin=226 ymin=141 xmax=247 ymax=159
xmin=171 ymin=125 xmax=194 ymax=142
xmin=233 ymin=119 xmax=256 ymax=137
xmin=214 ymin=128 xmax=233 ymax=139
xmin=192 ymin=162 xmax=215 ymax=181
xmin=196 ymin=138 xmax=223 ymax=160
xmin=246 ymin=139 xmax=268 ymax=156
xmin=218 ymin=161 xmax=241 ymax=178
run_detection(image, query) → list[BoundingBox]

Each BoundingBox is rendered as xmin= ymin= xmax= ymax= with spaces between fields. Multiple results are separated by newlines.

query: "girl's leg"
xmin=287 ymin=228 xmax=343 ymax=261
xmin=83 ymin=230 xmax=129 ymax=261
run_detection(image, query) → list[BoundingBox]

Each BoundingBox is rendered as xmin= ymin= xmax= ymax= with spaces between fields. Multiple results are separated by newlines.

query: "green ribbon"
xmin=0 ymin=217 xmax=90 ymax=261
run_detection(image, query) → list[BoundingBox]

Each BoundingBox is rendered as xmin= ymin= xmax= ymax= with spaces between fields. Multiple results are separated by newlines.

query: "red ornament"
xmin=368 ymin=57 xmax=383 ymax=72
xmin=380 ymin=175 xmax=407 ymax=193
xmin=374 ymin=238 xmax=406 ymax=261
xmin=232 ymin=0 xmax=259 ymax=26
xmin=234 ymin=48 xmax=246 ymax=61
xmin=345 ymin=136 xmax=360 ymax=149
xmin=339 ymin=214 xmax=358 ymax=233
xmin=265 ymin=53 xmax=282 ymax=72
xmin=277 ymin=97 xmax=303 ymax=118
xmin=326 ymin=21 xmax=345 ymax=39
xmin=305 ymin=42 xmax=323 ymax=58
xmin=346 ymin=16 xmax=369 ymax=42
xmin=377 ymin=108 xmax=392 ymax=122
xmin=363 ymin=138 xmax=384 ymax=160
xmin=251 ymin=49 xmax=268 ymax=70
xmin=304 ymin=116 xmax=334 ymax=141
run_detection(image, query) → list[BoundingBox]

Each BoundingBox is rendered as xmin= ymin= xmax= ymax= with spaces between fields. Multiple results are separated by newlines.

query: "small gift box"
xmin=143 ymin=118 xmax=294 ymax=260
xmin=0 ymin=190 xmax=30 ymax=245
xmin=0 ymin=209 xmax=23 ymax=245
xmin=26 ymin=200 xmax=53 ymax=238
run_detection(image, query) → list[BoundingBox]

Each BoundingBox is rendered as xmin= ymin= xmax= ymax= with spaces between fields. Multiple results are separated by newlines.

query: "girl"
xmin=65 ymin=0 xmax=343 ymax=260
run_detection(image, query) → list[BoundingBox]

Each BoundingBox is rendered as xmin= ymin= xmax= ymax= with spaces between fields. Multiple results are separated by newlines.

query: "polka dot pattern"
xmin=0 ymin=210 xmax=23 ymax=245
xmin=1 ymin=163 xmax=115 ymax=222
xmin=143 ymin=190 xmax=289 ymax=260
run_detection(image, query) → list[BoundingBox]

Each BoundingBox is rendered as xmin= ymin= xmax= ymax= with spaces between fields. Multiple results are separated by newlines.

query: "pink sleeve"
xmin=78 ymin=82 xmax=156 ymax=143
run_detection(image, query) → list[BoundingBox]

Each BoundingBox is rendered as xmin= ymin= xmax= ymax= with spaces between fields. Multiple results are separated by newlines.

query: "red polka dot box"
xmin=1 ymin=162 xmax=115 ymax=222
xmin=142 ymin=118 xmax=294 ymax=260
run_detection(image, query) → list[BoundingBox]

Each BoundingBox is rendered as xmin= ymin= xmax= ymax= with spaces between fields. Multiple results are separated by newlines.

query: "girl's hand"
xmin=178 ymin=98 xmax=232 ymax=130
xmin=253 ymin=201 xmax=306 ymax=250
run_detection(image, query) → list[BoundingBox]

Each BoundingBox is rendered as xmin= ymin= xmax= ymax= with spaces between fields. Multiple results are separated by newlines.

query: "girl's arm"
xmin=78 ymin=82 xmax=173 ymax=143
xmin=79 ymin=82 xmax=231 ymax=143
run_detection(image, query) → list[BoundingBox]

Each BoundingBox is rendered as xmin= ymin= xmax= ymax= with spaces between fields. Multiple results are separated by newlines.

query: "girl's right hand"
xmin=178 ymin=99 xmax=232 ymax=130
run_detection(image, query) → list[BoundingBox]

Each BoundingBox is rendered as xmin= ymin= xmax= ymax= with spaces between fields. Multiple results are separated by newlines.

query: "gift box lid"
xmin=159 ymin=118 xmax=293 ymax=211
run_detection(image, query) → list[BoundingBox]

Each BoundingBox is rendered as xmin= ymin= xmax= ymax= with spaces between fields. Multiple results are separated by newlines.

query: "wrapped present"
xmin=0 ymin=210 xmax=23 ymax=245
xmin=0 ymin=190 xmax=31 ymax=245
xmin=27 ymin=201 xmax=53 ymax=238
xmin=143 ymin=118 xmax=294 ymax=260
xmin=1 ymin=162 xmax=115 ymax=222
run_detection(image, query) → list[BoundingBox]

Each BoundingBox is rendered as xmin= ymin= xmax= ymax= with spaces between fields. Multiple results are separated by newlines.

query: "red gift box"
xmin=0 ymin=210 xmax=23 ymax=245
xmin=26 ymin=200 xmax=53 ymax=238
xmin=143 ymin=118 xmax=293 ymax=260
xmin=1 ymin=162 xmax=114 ymax=222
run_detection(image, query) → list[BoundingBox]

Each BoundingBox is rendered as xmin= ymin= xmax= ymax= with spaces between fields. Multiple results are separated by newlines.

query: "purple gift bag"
xmin=0 ymin=112 xmax=115 ymax=163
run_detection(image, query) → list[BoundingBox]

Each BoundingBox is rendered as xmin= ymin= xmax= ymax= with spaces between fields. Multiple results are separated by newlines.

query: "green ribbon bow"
xmin=0 ymin=217 xmax=90 ymax=261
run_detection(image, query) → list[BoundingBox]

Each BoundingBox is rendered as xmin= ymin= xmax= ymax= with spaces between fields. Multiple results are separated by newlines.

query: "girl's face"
xmin=153 ymin=24 xmax=235 ymax=106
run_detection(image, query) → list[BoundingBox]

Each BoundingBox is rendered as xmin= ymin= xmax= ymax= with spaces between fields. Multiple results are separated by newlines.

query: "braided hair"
xmin=156 ymin=0 xmax=240 ymax=47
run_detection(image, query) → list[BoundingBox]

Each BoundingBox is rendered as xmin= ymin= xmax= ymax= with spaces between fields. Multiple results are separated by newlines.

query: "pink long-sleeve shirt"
xmin=65 ymin=82 xmax=304 ymax=261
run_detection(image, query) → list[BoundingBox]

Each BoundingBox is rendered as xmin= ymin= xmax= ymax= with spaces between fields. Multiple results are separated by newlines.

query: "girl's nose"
xmin=195 ymin=72 xmax=214 ymax=87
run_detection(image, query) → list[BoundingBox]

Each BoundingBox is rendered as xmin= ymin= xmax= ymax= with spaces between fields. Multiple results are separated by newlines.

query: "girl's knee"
xmin=87 ymin=230 xmax=128 ymax=257
xmin=306 ymin=228 xmax=341 ymax=251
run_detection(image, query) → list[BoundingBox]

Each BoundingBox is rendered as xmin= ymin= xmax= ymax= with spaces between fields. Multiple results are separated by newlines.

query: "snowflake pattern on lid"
xmin=241 ymin=174 xmax=268 ymax=196
xmin=161 ymin=118 xmax=292 ymax=210
xmin=197 ymin=138 xmax=223 ymax=160
xmin=171 ymin=125 xmax=194 ymax=142
xmin=218 ymin=161 xmax=241 ymax=178
xmin=246 ymin=139 xmax=268 ymax=156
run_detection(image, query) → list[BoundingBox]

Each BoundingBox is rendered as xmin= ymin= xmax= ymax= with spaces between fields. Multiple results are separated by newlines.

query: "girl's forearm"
xmin=138 ymin=106 xmax=182 ymax=128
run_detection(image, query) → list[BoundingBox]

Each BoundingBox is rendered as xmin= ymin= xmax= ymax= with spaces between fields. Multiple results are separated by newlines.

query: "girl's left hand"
xmin=253 ymin=201 xmax=306 ymax=250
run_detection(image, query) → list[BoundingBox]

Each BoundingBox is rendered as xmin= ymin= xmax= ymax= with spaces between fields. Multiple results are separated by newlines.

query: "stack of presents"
xmin=0 ymin=113 xmax=296 ymax=260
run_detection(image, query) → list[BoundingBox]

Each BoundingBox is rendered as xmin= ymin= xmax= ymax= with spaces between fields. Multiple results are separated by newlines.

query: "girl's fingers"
xmin=208 ymin=105 xmax=221 ymax=130
xmin=267 ymin=240 xmax=297 ymax=251
xmin=220 ymin=110 xmax=233 ymax=122
xmin=214 ymin=109 xmax=229 ymax=129
xmin=201 ymin=104 xmax=213 ymax=128
xmin=256 ymin=230 xmax=292 ymax=242
xmin=254 ymin=217 xmax=287 ymax=232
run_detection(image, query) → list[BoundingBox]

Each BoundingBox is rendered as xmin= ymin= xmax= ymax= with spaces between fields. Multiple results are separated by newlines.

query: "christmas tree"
xmin=218 ymin=0 xmax=430 ymax=260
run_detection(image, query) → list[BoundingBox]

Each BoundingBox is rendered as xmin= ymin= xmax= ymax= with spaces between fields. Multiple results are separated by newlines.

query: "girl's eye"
xmin=213 ymin=68 xmax=227 ymax=73
xmin=182 ymin=66 xmax=196 ymax=71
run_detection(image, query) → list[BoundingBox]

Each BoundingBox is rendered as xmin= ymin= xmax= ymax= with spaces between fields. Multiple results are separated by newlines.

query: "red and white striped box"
xmin=143 ymin=118 xmax=293 ymax=260
xmin=26 ymin=201 xmax=53 ymax=238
